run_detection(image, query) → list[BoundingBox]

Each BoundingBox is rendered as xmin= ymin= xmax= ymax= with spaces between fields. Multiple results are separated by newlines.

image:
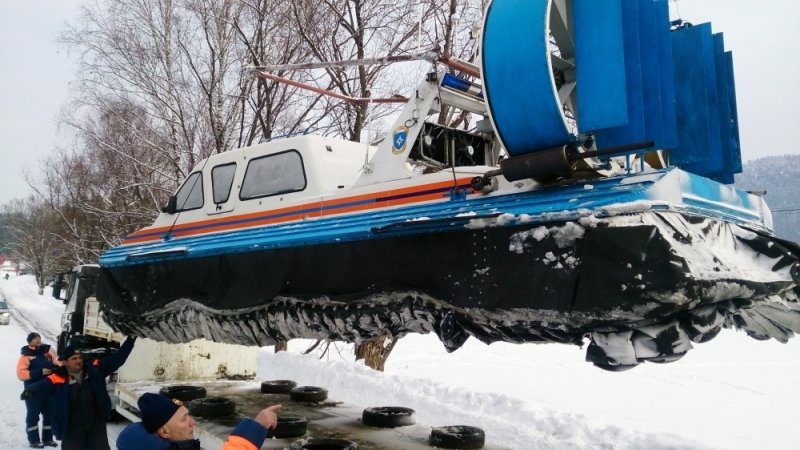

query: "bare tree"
xmin=41 ymin=99 xmax=174 ymax=257
xmin=232 ymin=0 xmax=332 ymax=144
xmin=55 ymin=0 xmax=332 ymax=250
xmin=288 ymin=0 xmax=430 ymax=142
xmin=354 ymin=335 xmax=399 ymax=372
xmin=62 ymin=0 xmax=193 ymax=182
xmin=2 ymin=197 xmax=72 ymax=294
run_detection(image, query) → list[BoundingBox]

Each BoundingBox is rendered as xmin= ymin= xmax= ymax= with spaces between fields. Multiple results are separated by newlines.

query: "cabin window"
xmin=211 ymin=163 xmax=237 ymax=204
xmin=175 ymin=172 xmax=204 ymax=211
xmin=240 ymin=150 xmax=306 ymax=200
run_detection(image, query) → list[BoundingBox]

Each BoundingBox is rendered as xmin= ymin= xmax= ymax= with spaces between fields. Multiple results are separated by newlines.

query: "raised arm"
xmin=98 ymin=336 xmax=137 ymax=376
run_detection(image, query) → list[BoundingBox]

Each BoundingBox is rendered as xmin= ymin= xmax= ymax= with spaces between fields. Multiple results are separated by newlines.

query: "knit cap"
xmin=138 ymin=393 xmax=183 ymax=433
xmin=59 ymin=344 xmax=82 ymax=361
xmin=26 ymin=332 xmax=40 ymax=343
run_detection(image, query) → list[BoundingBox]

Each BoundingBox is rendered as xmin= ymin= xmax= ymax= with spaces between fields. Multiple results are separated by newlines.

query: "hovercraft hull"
xmin=99 ymin=168 xmax=800 ymax=369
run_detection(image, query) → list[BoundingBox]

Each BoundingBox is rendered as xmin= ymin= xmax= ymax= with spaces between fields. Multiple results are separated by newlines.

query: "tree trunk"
xmin=354 ymin=335 xmax=398 ymax=372
xmin=36 ymin=273 xmax=46 ymax=295
xmin=274 ymin=341 xmax=288 ymax=352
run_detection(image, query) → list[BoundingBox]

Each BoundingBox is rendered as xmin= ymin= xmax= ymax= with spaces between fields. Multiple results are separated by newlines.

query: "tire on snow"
xmin=288 ymin=438 xmax=358 ymax=450
xmin=159 ymin=385 xmax=207 ymax=403
xmin=361 ymin=406 xmax=416 ymax=428
xmin=261 ymin=379 xmax=298 ymax=394
xmin=428 ymin=425 xmax=486 ymax=449
xmin=187 ymin=396 xmax=236 ymax=417
xmin=267 ymin=415 xmax=308 ymax=439
xmin=289 ymin=386 xmax=328 ymax=403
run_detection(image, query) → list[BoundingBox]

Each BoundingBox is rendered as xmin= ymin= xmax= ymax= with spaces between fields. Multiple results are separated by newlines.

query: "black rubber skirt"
xmin=99 ymin=211 xmax=800 ymax=366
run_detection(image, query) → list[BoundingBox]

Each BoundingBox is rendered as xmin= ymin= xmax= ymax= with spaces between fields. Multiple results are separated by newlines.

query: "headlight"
xmin=0 ymin=312 xmax=8 ymax=317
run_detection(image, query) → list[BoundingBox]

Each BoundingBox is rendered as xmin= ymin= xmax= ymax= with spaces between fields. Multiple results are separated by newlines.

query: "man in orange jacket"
xmin=116 ymin=392 xmax=281 ymax=450
xmin=23 ymin=337 xmax=136 ymax=450
xmin=17 ymin=332 xmax=59 ymax=448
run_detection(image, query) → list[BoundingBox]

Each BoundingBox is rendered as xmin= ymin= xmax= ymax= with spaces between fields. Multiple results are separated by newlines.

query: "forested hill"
xmin=735 ymin=154 xmax=800 ymax=243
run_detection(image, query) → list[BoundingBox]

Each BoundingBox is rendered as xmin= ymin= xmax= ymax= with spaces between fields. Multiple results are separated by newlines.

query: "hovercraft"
xmin=98 ymin=0 xmax=800 ymax=370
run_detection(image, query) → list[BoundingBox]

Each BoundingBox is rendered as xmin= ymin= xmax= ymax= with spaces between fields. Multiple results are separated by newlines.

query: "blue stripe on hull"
xmin=100 ymin=168 xmax=768 ymax=267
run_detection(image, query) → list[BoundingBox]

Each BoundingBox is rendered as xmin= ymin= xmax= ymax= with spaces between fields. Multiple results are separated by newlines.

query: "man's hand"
xmin=42 ymin=368 xmax=52 ymax=376
xmin=20 ymin=389 xmax=35 ymax=400
xmin=51 ymin=366 xmax=67 ymax=377
xmin=254 ymin=404 xmax=282 ymax=429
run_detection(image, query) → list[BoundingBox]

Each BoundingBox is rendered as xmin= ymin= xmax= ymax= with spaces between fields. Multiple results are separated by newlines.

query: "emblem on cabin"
xmin=392 ymin=126 xmax=409 ymax=154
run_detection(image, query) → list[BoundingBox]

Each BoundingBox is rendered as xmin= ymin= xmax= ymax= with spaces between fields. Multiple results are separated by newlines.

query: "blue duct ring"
xmin=481 ymin=0 xmax=574 ymax=156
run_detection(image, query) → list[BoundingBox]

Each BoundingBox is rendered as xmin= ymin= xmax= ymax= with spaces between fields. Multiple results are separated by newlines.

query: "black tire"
xmin=361 ymin=406 xmax=415 ymax=428
xmin=187 ymin=396 xmax=236 ymax=417
xmin=261 ymin=379 xmax=297 ymax=394
xmin=288 ymin=438 xmax=358 ymax=450
xmin=159 ymin=385 xmax=207 ymax=402
xmin=289 ymin=386 xmax=328 ymax=403
xmin=267 ymin=415 xmax=308 ymax=439
xmin=429 ymin=425 xmax=486 ymax=449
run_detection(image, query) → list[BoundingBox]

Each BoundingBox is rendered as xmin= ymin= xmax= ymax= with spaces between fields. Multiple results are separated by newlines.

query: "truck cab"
xmin=52 ymin=264 xmax=118 ymax=356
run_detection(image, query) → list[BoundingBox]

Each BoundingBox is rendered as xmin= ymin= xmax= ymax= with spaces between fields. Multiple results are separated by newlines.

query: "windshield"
xmin=0 ymin=300 xmax=7 ymax=309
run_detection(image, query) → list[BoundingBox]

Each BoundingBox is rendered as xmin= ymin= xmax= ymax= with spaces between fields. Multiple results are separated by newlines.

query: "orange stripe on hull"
xmin=124 ymin=178 xmax=474 ymax=244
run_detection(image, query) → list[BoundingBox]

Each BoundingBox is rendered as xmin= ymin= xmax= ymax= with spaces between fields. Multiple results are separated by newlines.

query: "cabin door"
xmin=205 ymin=159 xmax=239 ymax=215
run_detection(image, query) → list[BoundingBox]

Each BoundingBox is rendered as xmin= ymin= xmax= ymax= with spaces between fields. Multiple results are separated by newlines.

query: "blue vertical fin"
xmin=654 ymin=0 xmax=678 ymax=150
xmin=726 ymin=52 xmax=742 ymax=174
xmin=573 ymin=0 xmax=628 ymax=132
xmin=710 ymin=33 xmax=735 ymax=183
xmin=636 ymin=0 xmax=665 ymax=150
xmin=593 ymin=0 xmax=647 ymax=148
xmin=669 ymin=23 xmax=719 ymax=167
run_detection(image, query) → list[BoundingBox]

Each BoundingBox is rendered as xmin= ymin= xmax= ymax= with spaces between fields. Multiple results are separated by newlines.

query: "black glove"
xmin=20 ymin=389 xmax=35 ymax=400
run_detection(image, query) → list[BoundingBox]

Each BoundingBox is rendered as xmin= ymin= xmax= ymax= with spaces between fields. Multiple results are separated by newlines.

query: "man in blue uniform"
xmin=16 ymin=332 xmax=59 ymax=448
xmin=117 ymin=392 xmax=280 ymax=450
xmin=23 ymin=337 xmax=136 ymax=450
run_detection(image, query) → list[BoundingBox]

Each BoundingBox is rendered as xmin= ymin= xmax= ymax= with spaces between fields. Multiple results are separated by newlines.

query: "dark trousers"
xmin=61 ymin=420 xmax=109 ymax=450
xmin=24 ymin=396 xmax=54 ymax=444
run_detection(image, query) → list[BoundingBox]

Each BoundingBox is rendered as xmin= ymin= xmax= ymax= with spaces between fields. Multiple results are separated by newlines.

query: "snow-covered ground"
xmin=1 ymin=275 xmax=798 ymax=449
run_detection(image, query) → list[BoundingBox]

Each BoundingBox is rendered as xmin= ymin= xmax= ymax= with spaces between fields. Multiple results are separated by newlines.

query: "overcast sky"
xmin=0 ymin=0 xmax=798 ymax=206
